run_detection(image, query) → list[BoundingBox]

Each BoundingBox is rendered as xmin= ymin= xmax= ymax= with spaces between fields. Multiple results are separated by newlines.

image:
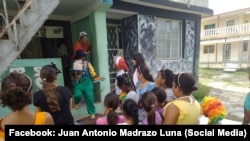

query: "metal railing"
xmin=201 ymin=23 xmax=250 ymax=39
xmin=0 ymin=0 xmax=32 ymax=50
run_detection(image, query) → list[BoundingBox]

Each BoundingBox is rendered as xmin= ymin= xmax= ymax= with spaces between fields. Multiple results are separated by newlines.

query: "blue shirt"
xmin=244 ymin=92 xmax=250 ymax=110
xmin=136 ymin=81 xmax=155 ymax=98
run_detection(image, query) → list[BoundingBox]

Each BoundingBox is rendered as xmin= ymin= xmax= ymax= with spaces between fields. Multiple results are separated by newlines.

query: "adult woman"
xmin=136 ymin=65 xmax=155 ymax=98
xmin=136 ymin=65 xmax=155 ymax=122
xmin=0 ymin=72 xmax=54 ymax=140
xmin=33 ymin=63 xmax=75 ymax=125
xmin=131 ymin=53 xmax=147 ymax=86
xmin=163 ymin=72 xmax=201 ymax=125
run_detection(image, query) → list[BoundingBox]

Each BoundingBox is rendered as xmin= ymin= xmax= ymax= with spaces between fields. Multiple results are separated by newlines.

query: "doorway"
xmin=223 ymin=43 xmax=231 ymax=63
xmin=21 ymin=20 xmax=73 ymax=88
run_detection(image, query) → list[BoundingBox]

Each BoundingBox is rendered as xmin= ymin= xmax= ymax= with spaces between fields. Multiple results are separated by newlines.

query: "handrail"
xmin=0 ymin=0 xmax=32 ymax=38
xmin=201 ymin=23 xmax=250 ymax=39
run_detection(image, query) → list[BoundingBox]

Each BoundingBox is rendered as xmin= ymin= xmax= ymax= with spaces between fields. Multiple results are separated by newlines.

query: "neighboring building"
xmin=200 ymin=8 xmax=250 ymax=69
xmin=0 ymin=0 xmax=212 ymax=119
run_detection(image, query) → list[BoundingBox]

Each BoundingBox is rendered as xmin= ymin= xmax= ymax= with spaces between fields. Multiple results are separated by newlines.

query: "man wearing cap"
xmin=72 ymin=31 xmax=91 ymax=60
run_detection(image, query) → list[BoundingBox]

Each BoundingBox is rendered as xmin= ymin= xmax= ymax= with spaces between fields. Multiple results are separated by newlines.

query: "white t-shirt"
xmin=133 ymin=68 xmax=138 ymax=86
xmin=165 ymin=88 xmax=176 ymax=102
xmin=125 ymin=90 xmax=139 ymax=104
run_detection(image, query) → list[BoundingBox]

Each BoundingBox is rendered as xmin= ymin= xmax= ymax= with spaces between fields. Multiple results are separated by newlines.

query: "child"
xmin=96 ymin=92 xmax=125 ymax=125
xmin=155 ymin=69 xmax=175 ymax=102
xmin=116 ymin=73 xmax=139 ymax=104
xmin=117 ymin=99 xmax=139 ymax=125
xmin=140 ymin=91 xmax=163 ymax=125
xmin=0 ymin=72 xmax=54 ymax=140
xmin=33 ymin=63 xmax=75 ymax=125
xmin=151 ymin=87 xmax=167 ymax=118
xmin=114 ymin=56 xmax=129 ymax=96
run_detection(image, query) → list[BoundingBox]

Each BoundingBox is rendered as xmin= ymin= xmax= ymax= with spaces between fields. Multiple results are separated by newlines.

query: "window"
xmin=204 ymin=45 xmax=214 ymax=54
xmin=226 ymin=20 xmax=235 ymax=33
xmin=156 ymin=18 xmax=182 ymax=59
xmin=204 ymin=24 xmax=215 ymax=36
xmin=226 ymin=20 xmax=235 ymax=26
xmin=204 ymin=24 xmax=215 ymax=30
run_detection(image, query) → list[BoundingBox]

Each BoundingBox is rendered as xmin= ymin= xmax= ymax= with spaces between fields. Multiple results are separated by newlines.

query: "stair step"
xmin=19 ymin=9 xmax=40 ymax=27
xmin=0 ymin=0 xmax=60 ymax=76
xmin=30 ymin=0 xmax=60 ymax=15
xmin=16 ymin=25 xmax=27 ymax=39
xmin=0 ymin=40 xmax=16 ymax=60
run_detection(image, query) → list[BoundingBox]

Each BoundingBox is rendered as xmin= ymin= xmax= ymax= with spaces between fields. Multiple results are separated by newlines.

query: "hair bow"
xmin=51 ymin=62 xmax=62 ymax=74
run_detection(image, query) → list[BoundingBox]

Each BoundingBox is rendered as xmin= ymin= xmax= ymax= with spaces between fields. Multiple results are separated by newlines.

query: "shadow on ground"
xmin=76 ymin=113 xmax=103 ymax=125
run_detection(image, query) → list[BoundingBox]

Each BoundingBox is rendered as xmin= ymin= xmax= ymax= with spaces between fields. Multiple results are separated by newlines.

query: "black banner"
xmin=5 ymin=125 xmax=249 ymax=140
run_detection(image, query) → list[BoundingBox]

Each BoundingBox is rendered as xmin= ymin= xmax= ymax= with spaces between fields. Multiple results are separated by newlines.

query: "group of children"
xmin=96 ymin=52 xmax=231 ymax=125
xmin=0 ymin=52 xmax=229 ymax=127
xmin=0 ymin=31 xmax=237 ymax=141
xmin=68 ymin=31 xmax=229 ymax=125
xmin=94 ymin=53 xmax=219 ymax=125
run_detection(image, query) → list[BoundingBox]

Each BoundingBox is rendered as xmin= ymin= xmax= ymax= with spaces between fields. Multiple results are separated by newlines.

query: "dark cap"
xmin=74 ymin=50 xmax=86 ymax=60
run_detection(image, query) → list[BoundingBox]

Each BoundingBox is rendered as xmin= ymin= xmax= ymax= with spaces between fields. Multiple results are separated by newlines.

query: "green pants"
xmin=73 ymin=77 xmax=95 ymax=115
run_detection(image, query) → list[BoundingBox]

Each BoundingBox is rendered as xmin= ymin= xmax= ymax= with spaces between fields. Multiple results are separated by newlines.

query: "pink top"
xmin=133 ymin=68 xmax=138 ymax=86
xmin=96 ymin=115 xmax=126 ymax=125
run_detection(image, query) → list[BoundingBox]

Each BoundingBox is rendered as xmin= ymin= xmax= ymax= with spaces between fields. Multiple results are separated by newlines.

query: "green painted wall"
xmin=0 ymin=0 xmax=114 ymax=121
xmin=71 ymin=17 xmax=92 ymax=46
xmin=69 ymin=1 xmax=112 ymax=119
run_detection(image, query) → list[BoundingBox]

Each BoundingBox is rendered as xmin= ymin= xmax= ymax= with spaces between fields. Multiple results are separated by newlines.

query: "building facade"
xmin=200 ymin=8 xmax=250 ymax=69
xmin=0 ymin=0 xmax=212 ymax=119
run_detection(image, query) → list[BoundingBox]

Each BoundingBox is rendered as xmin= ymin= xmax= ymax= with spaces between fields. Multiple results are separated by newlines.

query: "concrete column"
xmin=89 ymin=1 xmax=112 ymax=114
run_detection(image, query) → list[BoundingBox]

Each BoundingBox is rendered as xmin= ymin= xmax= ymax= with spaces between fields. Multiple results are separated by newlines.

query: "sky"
xmin=209 ymin=0 xmax=250 ymax=15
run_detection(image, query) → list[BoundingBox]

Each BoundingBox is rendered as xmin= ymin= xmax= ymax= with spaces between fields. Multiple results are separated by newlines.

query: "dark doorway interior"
xmin=21 ymin=20 xmax=73 ymax=88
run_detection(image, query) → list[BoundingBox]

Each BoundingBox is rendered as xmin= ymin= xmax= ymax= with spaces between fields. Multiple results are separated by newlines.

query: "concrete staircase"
xmin=0 ymin=0 xmax=60 ymax=76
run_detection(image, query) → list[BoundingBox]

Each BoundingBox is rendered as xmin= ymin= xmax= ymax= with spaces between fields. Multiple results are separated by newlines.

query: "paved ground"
xmin=76 ymin=114 xmax=103 ymax=125
xmin=199 ymin=70 xmax=250 ymax=123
